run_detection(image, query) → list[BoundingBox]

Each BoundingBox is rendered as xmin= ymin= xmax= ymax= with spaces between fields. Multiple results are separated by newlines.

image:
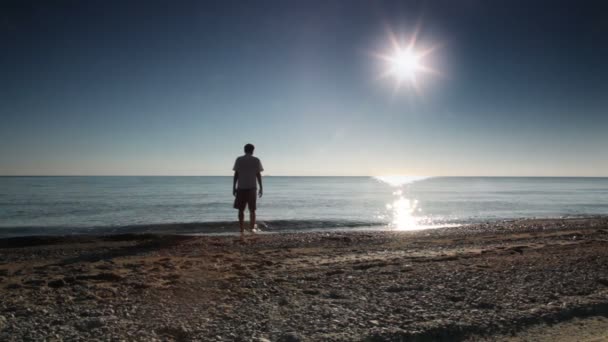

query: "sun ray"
xmin=415 ymin=65 xmax=440 ymax=75
xmin=407 ymin=22 xmax=421 ymax=51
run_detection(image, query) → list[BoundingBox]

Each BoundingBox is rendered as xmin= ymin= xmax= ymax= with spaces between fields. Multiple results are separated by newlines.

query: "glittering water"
xmin=0 ymin=176 xmax=607 ymax=236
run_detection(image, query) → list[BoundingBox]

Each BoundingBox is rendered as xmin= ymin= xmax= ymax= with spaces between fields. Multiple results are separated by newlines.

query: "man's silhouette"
xmin=233 ymin=143 xmax=263 ymax=237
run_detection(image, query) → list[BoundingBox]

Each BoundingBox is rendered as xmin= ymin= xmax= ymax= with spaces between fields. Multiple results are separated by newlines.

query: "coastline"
xmin=2 ymin=214 xmax=607 ymax=238
xmin=1 ymin=218 xmax=608 ymax=341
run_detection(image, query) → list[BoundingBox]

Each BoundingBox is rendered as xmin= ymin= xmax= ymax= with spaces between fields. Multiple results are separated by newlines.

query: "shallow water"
xmin=1 ymin=176 xmax=607 ymax=236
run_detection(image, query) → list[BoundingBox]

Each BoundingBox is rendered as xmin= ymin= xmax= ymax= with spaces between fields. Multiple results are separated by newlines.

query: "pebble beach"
xmin=1 ymin=218 xmax=608 ymax=341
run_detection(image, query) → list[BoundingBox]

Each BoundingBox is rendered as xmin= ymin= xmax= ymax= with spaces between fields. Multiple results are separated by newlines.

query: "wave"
xmin=3 ymin=214 xmax=607 ymax=238
xmin=0 ymin=219 xmax=387 ymax=238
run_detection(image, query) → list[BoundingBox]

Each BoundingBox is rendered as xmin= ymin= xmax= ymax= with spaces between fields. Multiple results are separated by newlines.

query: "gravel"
xmin=0 ymin=217 xmax=607 ymax=341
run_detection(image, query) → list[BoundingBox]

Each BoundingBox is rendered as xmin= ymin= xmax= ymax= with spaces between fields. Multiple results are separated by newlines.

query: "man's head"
xmin=244 ymin=143 xmax=255 ymax=154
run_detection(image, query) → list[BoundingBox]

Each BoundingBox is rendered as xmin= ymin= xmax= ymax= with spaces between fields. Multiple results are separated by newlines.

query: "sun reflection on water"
xmin=386 ymin=196 xmax=420 ymax=230
xmin=375 ymin=175 xmax=429 ymax=230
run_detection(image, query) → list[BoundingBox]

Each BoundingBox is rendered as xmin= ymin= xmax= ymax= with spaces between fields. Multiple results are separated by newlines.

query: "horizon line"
xmin=1 ymin=175 xmax=607 ymax=178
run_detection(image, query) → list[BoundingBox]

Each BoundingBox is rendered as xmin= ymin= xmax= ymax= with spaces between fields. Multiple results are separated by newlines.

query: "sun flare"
xmin=374 ymin=26 xmax=440 ymax=93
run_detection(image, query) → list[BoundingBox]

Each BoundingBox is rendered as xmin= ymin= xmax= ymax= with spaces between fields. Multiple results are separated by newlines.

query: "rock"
xmin=474 ymin=301 xmax=495 ymax=309
xmin=0 ymin=315 xmax=6 ymax=331
xmin=51 ymin=319 xmax=65 ymax=325
xmin=327 ymin=291 xmax=347 ymax=299
xmin=23 ymin=279 xmax=46 ymax=286
xmin=447 ymin=294 xmax=465 ymax=302
xmin=302 ymin=289 xmax=320 ymax=295
xmin=63 ymin=276 xmax=77 ymax=284
xmin=48 ymin=279 xmax=66 ymax=288
xmin=76 ymin=272 xmax=123 ymax=282
xmin=156 ymin=325 xmax=191 ymax=340
xmin=279 ymin=332 xmax=301 ymax=342
xmin=385 ymin=285 xmax=406 ymax=293
xmin=325 ymin=269 xmax=345 ymax=276
xmin=15 ymin=308 xmax=34 ymax=317
xmin=128 ymin=281 xmax=150 ymax=289
xmin=76 ymin=316 xmax=115 ymax=331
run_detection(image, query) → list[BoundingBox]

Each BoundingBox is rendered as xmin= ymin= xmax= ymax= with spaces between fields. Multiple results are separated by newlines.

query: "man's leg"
xmin=249 ymin=210 xmax=256 ymax=232
xmin=238 ymin=209 xmax=245 ymax=235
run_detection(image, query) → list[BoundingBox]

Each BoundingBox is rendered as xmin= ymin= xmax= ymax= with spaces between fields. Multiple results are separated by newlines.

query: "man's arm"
xmin=233 ymin=172 xmax=238 ymax=196
xmin=257 ymin=172 xmax=263 ymax=198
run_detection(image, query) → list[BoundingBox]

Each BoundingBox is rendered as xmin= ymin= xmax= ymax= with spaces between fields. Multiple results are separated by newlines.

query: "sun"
xmin=374 ymin=27 xmax=440 ymax=92
xmin=386 ymin=48 xmax=422 ymax=82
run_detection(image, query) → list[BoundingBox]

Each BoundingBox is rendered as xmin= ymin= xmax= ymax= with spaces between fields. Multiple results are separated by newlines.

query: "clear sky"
xmin=1 ymin=0 xmax=607 ymax=176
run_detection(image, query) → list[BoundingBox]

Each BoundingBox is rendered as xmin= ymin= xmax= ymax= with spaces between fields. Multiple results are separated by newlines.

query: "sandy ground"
xmin=1 ymin=218 xmax=607 ymax=341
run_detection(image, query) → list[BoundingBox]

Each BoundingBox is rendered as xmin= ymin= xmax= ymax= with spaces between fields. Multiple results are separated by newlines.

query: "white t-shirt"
xmin=233 ymin=154 xmax=264 ymax=189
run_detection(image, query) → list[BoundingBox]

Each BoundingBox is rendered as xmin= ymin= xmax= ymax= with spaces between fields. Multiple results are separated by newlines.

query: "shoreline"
xmin=1 ymin=217 xmax=608 ymax=341
xmin=2 ymin=215 xmax=608 ymax=239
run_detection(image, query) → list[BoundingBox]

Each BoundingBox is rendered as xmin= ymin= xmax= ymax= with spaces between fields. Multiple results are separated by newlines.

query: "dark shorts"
xmin=233 ymin=188 xmax=257 ymax=211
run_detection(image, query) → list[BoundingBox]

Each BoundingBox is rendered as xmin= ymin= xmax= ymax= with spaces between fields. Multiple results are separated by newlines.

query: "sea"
xmin=1 ymin=176 xmax=607 ymax=237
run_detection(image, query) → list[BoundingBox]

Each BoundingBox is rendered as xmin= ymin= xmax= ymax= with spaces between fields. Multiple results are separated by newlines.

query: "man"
xmin=233 ymin=143 xmax=263 ymax=236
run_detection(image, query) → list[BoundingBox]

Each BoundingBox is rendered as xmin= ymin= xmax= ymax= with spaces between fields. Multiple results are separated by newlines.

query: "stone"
xmin=156 ymin=325 xmax=191 ymax=340
xmin=76 ymin=272 xmax=123 ymax=282
xmin=327 ymin=291 xmax=347 ymax=299
xmin=48 ymin=279 xmax=66 ymax=288
xmin=597 ymin=278 xmax=608 ymax=286
xmin=76 ymin=317 xmax=111 ymax=331
xmin=302 ymin=289 xmax=320 ymax=295
xmin=23 ymin=279 xmax=46 ymax=286
xmin=279 ymin=332 xmax=301 ymax=342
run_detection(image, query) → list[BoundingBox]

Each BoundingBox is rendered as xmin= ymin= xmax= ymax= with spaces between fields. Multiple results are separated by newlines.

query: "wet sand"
xmin=1 ymin=218 xmax=608 ymax=341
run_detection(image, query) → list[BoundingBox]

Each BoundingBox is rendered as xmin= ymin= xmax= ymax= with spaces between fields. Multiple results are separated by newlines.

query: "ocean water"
xmin=1 ymin=176 xmax=607 ymax=237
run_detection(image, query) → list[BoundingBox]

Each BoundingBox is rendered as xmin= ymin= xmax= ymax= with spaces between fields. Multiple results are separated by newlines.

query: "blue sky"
xmin=1 ymin=0 xmax=607 ymax=176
